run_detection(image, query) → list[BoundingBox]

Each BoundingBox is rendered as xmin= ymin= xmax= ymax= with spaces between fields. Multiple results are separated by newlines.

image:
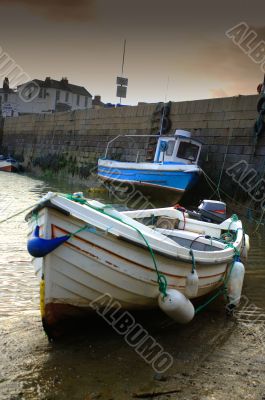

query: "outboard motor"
xmin=187 ymin=200 xmax=227 ymax=224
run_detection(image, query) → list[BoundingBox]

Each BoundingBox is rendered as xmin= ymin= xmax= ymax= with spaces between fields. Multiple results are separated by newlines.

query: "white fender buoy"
xmin=185 ymin=270 xmax=199 ymax=298
xmin=227 ymin=259 xmax=245 ymax=306
xmin=158 ymin=289 xmax=195 ymax=324
xmin=241 ymin=234 xmax=250 ymax=259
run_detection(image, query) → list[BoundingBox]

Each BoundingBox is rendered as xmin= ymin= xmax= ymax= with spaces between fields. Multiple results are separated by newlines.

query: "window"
xmin=38 ymin=88 xmax=43 ymax=98
xmin=4 ymin=93 xmax=8 ymax=102
xmin=56 ymin=90 xmax=60 ymax=102
xmin=177 ymin=142 xmax=199 ymax=161
xmin=165 ymin=140 xmax=175 ymax=156
xmin=84 ymin=96 xmax=88 ymax=107
xmin=65 ymin=92 xmax=69 ymax=102
xmin=76 ymin=94 xmax=80 ymax=106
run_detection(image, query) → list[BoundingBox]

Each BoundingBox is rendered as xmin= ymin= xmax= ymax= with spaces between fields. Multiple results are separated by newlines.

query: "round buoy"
xmin=158 ymin=289 xmax=195 ymax=324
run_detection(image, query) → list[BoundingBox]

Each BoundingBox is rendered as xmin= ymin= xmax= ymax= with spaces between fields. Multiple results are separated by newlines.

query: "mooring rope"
xmin=0 ymin=204 xmax=35 ymax=225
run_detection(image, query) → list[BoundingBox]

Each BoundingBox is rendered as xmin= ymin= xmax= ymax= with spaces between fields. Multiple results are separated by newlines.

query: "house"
xmin=0 ymin=78 xmax=19 ymax=117
xmin=17 ymin=77 xmax=92 ymax=114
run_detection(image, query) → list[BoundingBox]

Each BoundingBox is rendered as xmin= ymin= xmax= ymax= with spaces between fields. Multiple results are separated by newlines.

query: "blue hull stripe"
xmin=98 ymin=167 xmax=199 ymax=191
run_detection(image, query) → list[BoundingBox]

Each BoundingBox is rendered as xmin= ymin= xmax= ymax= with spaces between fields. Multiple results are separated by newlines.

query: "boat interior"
xmin=122 ymin=207 xmax=237 ymax=252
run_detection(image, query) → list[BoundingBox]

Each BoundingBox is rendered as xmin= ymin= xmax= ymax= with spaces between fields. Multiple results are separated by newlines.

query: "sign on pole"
xmin=116 ymin=77 xmax=128 ymax=87
xmin=116 ymin=85 xmax=127 ymax=98
xmin=116 ymin=76 xmax=128 ymax=99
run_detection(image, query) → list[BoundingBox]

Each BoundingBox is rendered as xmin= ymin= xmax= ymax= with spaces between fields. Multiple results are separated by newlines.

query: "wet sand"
xmin=0 ymin=173 xmax=265 ymax=400
xmin=1 ymin=308 xmax=265 ymax=400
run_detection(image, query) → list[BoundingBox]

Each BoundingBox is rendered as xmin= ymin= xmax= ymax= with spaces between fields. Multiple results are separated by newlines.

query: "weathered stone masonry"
xmin=1 ymin=94 xmax=264 ymax=199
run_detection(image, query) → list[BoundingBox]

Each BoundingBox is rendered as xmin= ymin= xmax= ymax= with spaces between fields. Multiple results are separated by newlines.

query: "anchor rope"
xmin=0 ymin=204 xmax=35 ymax=225
xmin=201 ymin=168 xmax=264 ymax=217
xmin=209 ymin=128 xmax=233 ymax=201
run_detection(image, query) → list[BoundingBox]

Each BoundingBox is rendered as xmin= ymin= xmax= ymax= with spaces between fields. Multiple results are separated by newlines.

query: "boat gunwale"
xmin=27 ymin=194 xmax=243 ymax=265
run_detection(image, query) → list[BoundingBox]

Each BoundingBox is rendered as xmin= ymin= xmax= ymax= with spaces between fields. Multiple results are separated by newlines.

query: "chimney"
xmin=3 ymin=77 xmax=9 ymax=91
xmin=61 ymin=77 xmax=69 ymax=87
xmin=45 ymin=77 xmax=51 ymax=86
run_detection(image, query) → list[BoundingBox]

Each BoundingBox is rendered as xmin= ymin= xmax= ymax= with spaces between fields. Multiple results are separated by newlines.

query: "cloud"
xmin=0 ymin=0 xmax=96 ymax=21
xmin=210 ymin=88 xmax=228 ymax=98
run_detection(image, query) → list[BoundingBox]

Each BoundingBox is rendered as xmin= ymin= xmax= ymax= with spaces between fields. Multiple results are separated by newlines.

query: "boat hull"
xmin=30 ymin=205 xmax=232 ymax=335
xmin=98 ymin=159 xmax=200 ymax=203
xmin=99 ymin=174 xmax=185 ymax=203
xmin=0 ymin=161 xmax=18 ymax=172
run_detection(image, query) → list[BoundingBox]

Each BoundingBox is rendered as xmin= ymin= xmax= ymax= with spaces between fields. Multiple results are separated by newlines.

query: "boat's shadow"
xmin=34 ymin=301 xmax=237 ymax=399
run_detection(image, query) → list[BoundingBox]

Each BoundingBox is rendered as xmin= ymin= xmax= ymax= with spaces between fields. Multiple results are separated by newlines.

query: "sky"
xmin=0 ymin=0 xmax=264 ymax=104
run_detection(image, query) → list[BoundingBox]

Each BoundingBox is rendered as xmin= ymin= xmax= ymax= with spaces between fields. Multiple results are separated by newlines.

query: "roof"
xmin=0 ymin=88 xmax=15 ymax=93
xmin=19 ymin=78 xmax=92 ymax=97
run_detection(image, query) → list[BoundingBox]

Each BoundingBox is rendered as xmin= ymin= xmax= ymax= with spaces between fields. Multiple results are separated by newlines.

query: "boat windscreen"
xmin=177 ymin=142 xmax=200 ymax=162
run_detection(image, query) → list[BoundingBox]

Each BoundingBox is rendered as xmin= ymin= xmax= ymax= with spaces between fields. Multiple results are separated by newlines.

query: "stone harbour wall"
xmin=1 ymin=94 xmax=264 ymax=203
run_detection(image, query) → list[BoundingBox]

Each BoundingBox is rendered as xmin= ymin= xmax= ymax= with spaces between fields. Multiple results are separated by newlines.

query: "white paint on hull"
xmin=28 ymin=194 xmax=245 ymax=314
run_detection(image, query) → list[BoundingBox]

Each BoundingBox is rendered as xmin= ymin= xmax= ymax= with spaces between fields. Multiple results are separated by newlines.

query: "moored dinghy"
xmin=0 ymin=155 xmax=20 ymax=172
xmin=26 ymin=192 xmax=249 ymax=338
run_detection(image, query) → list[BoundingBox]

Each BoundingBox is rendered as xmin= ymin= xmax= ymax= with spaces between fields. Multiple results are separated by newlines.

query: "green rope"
xmin=195 ymin=245 xmax=239 ymax=314
xmin=64 ymin=193 xmax=241 ymax=308
xmin=189 ymin=249 xmax=196 ymax=273
xmin=195 ymin=286 xmax=225 ymax=314
xmin=65 ymin=193 xmax=168 ymax=297
xmin=219 ymin=214 xmax=239 ymax=243
xmin=69 ymin=224 xmax=92 ymax=237
xmin=66 ymin=194 xmax=87 ymax=204
xmin=33 ymin=211 xmax=39 ymax=225
xmin=224 ymin=242 xmax=240 ymax=257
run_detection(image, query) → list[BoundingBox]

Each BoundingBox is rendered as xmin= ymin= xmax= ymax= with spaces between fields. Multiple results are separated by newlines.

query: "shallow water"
xmin=0 ymin=172 xmax=265 ymax=400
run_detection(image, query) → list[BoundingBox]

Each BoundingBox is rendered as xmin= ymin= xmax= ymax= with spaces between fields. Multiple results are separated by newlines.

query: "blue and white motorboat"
xmin=98 ymin=130 xmax=202 ymax=202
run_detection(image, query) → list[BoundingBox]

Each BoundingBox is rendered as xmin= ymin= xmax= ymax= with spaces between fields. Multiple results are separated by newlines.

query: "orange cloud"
xmin=210 ymin=88 xmax=228 ymax=98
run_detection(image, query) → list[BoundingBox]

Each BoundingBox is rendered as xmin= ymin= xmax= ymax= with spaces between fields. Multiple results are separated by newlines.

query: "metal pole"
xmin=120 ymin=39 xmax=126 ymax=104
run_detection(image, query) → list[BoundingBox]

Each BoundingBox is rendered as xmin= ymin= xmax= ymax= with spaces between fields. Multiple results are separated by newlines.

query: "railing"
xmin=104 ymin=134 xmax=160 ymax=160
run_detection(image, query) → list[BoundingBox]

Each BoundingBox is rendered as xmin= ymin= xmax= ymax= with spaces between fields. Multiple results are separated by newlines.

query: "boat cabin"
xmin=154 ymin=130 xmax=202 ymax=165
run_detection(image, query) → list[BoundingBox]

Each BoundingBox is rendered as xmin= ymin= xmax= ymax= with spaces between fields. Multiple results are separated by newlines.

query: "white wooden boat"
xmin=26 ymin=192 xmax=248 ymax=338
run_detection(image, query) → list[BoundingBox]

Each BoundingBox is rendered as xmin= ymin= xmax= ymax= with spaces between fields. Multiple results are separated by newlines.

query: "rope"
xmin=0 ymin=204 xmax=35 ymax=225
xmin=202 ymin=168 xmax=260 ymax=213
xmin=68 ymin=224 xmax=94 ymax=237
xmin=189 ymin=249 xmax=196 ymax=273
xmin=174 ymin=204 xmax=186 ymax=230
xmin=195 ymin=238 xmax=241 ymax=314
xmin=254 ymin=208 xmax=265 ymax=232
xmin=224 ymin=242 xmax=240 ymax=257
xmin=195 ymin=251 xmax=238 ymax=314
xmin=65 ymin=193 xmax=242 ymax=306
xmin=65 ymin=193 xmax=168 ymax=297
xmin=209 ymin=129 xmax=232 ymax=201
